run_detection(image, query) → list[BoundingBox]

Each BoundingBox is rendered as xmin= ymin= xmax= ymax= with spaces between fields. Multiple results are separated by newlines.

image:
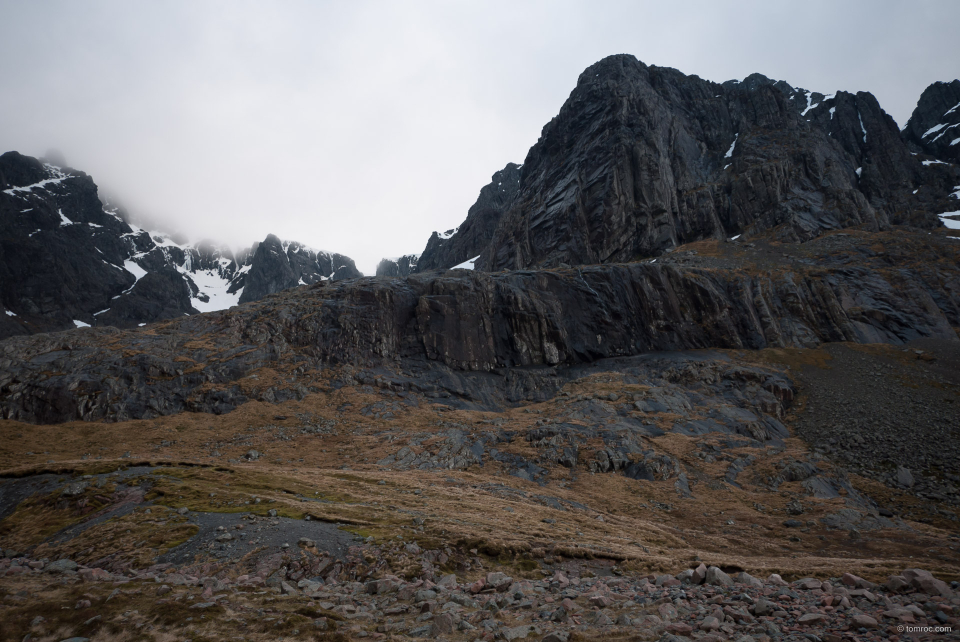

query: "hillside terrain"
xmin=1 ymin=54 xmax=960 ymax=642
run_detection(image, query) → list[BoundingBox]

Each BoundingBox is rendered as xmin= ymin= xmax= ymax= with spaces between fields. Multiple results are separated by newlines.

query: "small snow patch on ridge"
xmin=4 ymin=310 xmax=16 ymax=317
xmin=939 ymin=211 xmax=960 ymax=230
xmin=73 ymin=320 xmax=91 ymax=328
xmin=453 ymin=255 xmax=480 ymax=270
xmin=59 ymin=209 xmax=74 ymax=226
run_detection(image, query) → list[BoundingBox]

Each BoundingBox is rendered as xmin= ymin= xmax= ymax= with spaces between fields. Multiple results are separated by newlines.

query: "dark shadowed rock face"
xmin=904 ymin=79 xmax=960 ymax=164
xmin=376 ymin=254 xmax=419 ymax=277
xmin=414 ymin=163 xmax=521 ymax=272
xmin=0 ymin=151 xmax=361 ymax=338
xmin=474 ymin=56 xmax=956 ymax=271
xmin=0 ymin=229 xmax=957 ymax=424
xmin=238 ymin=235 xmax=361 ymax=303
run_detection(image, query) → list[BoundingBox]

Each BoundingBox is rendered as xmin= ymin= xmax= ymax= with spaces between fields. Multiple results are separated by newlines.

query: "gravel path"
xmin=157 ymin=511 xmax=359 ymax=565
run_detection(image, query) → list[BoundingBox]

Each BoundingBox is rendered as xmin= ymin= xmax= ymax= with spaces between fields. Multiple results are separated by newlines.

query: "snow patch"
xmin=5 ymin=310 xmax=16 ymax=317
xmin=438 ymin=227 xmax=460 ymax=240
xmin=939 ymin=211 xmax=960 ymax=230
xmin=179 ymin=267 xmax=242 ymax=312
xmin=858 ymin=112 xmax=867 ymax=143
xmin=730 ymin=234 xmax=741 ymax=241
xmin=923 ymin=159 xmax=948 ymax=166
xmin=829 ymin=106 xmax=836 ymax=120
xmin=93 ymin=309 xmax=110 ymax=316
xmin=856 ymin=167 xmax=862 ymax=178
xmin=123 ymin=260 xmax=147 ymax=282
xmin=73 ymin=320 xmax=91 ymax=328
xmin=944 ymin=101 xmax=960 ymax=117
xmin=452 ymin=255 xmax=480 ymax=270
xmin=724 ymin=134 xmax=738 ymax=158
xmin=2 ymin=170 xmax=69 ymax=196
xmin=929 ymin=123 xmax=959 ymax=143
xmin=800 ymin=91 xmax=819 ymax=116
xmin=59 ymin=209 xmax=74 ymax=226
xmin=924 ymin=123 xmax=947 ymax=138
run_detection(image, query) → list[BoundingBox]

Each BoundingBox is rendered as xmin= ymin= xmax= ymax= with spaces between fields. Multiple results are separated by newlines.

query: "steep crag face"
xmin=412 ymin=163 xmax=522 ymax=272
xmin=904 ymin=79 xmax=960 ymax=165
xmin=472 ymin=56 xmax=957 ymax=271
xmin=237 ymin=235 xmax=360 ymax=304
xmin=0 ymin=152 xmax=361 ymax=339
xmin=1 ymin=228 xmax=957 ymax=424
xmin=375 ymin=254 xmax=419 ymax=277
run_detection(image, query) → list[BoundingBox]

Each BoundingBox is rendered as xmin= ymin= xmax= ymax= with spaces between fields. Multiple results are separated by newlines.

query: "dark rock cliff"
xmin=376 ymin=254 xmax=419 ymax=277
xmin=414 ymin=163 xmax=522 ymax=272
xmin=1 ymin=229 xmax=956 ymax=424
xmin=903 ymin=79 xmax=960 ymax=164
xmin=237 ymin=235 xmax=361 ymax=304
xmin=465 ymin=56 xmax=956 ymax=271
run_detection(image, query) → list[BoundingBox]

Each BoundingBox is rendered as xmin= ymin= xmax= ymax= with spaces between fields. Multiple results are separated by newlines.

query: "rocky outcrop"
xmin=237 ymin=235 xmax=360 ymax=304
xmin=414 ymin=163 xmax=521 ymax=272
xmin=904 ymin=79 xmax=960 ymax=164
xmin=376 ymin=254 xmax=419 ymax=277
xmin=0 ymin=229 xmax=956 ymax=424
xmin=0 ymin=152 xmax=361 ymax=338
xmin=468 ymin=56 xmax=955 ymax=271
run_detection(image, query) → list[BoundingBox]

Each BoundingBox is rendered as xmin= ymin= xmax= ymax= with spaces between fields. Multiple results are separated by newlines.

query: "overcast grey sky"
xmin=2 ymin=1 xmax=958 ymax=274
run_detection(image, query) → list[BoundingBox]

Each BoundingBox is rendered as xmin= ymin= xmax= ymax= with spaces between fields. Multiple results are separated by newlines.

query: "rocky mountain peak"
xmin=0 ymin=151 xmax=362 ymax=339
xmin=904 ymin=78 xmax=960 ymax=164
xmin=466 ymin=55 xmax=956 ymax=271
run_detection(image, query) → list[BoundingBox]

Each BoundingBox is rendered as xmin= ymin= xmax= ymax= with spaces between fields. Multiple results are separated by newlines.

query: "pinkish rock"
xmin=852 ymin=614 xmax=879 ymax=628
xmin=79 ymin=567 xmax=112 ymax=582
xmin=658 ymin=603 xmax=678 ymax=620
xmin=768 ymin=573 xmax=787 ymax=586
xmin=841 ymin=572 xmax=863 ymax=587
xmin=885 ymin=575 xmax=909 ymax=592
xmin=902 ymin=568 xmax=953 ymax=597
xmin=436 ymin=574 xmax=458 ymax=590
xmin=699 ymin=616 xmax=720 ymax=631
xmin=798 ymin=612 xmax=828 ymax=624
xmin=882 ymin=607 xmax=916 ymax=622
xmin=467 ymin=578 xmax=485 ymax=594
xmin=485 ymin=572 xmax=513 ymax=591
xmin=666 ymin=623 xmax=693 ymax=635
xmin=705 ymin=566 xmax=734 ymax=587
xmin=589 ymin=595 xmax=613 ymax=608
xmin=796 ymin=578 xmax=822 ymax=590
xmin=692 ymin=562 xmax=707 ymax=584
xmin=430 ymin=612 xmax=456 ymax=636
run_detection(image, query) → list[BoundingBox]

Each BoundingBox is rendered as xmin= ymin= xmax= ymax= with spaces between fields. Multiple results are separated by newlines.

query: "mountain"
xmin=903 ymin=79 xmax=960 ymax=165
xmin=237 ymin=235 xmax=360 ymax=304
xmin=0 ymin=151 xmax=360 ymax=340
xmin=474 ymin=56 xmax=960 ymax=270
xmin=397 ymin=57 xmax=958 ymax=273
xmin=375 ymin=254 xmax=419 ymax=277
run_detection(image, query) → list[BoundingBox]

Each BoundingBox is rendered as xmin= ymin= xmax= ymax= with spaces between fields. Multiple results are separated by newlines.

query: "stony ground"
xmin=1 ymin=336 xmax=959 ymax=641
